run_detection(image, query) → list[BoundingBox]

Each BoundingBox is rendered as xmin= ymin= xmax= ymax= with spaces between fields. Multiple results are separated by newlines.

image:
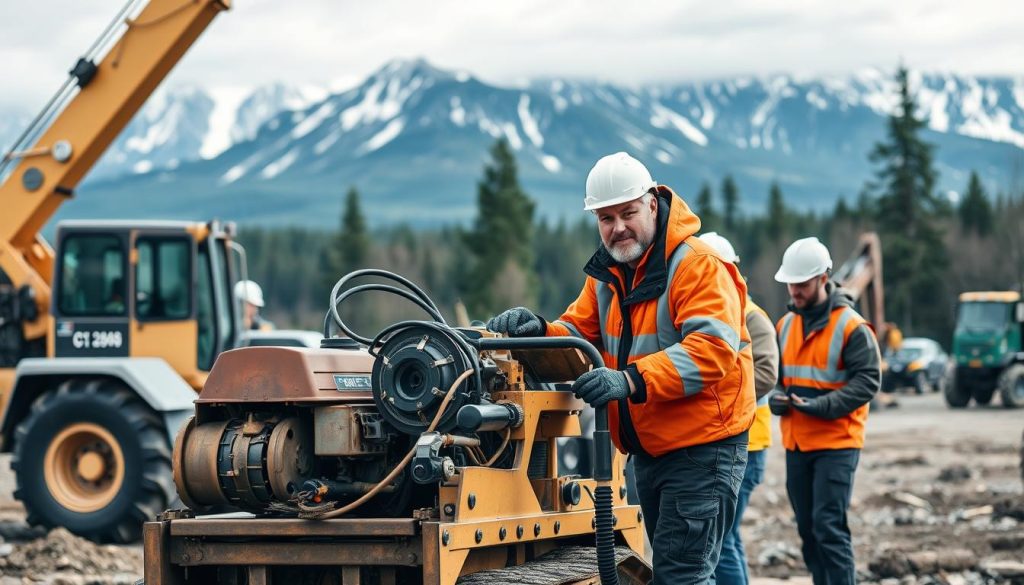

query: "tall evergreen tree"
xmin=721 ymin=175 xmax=739 ymax=232
xmin=855 ymin=190 xmax=875 ymax=222
xmin=833 ymin=197 xmax=851 ymax=221
xmin=767 ymin=181 xmax=786 ymax=241
xmin=333 ymin=187 xmax=369 ymax=276
xmin=696 ymin=182 xmax=718 ymax=232
xmin=958 ymin=171 xmax=994 ymax=236
xmin=321 ymin=187 xmax=371 ymax=331
xmin=462 ymin=139 xmax=536 ymax=316
xmin=867 ymin=66 xmax=948 ymax=337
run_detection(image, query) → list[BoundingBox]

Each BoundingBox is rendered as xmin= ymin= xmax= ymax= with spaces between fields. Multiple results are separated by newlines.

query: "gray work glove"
xmin=486 ymin=307 xmax=544 ymax=337
xmin=768 ymin=389 xmax=791 ymax=416
xmin=572 ymin=368 xmax=630 ymax=407
xmin=792 ymin=395 xmax=831 ymax=419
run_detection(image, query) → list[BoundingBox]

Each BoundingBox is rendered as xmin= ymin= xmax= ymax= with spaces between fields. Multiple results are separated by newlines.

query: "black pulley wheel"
xmin=371 ymin=324 xmax=477 ymax=434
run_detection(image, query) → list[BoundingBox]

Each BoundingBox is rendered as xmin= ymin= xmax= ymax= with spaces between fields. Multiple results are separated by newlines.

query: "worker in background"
xmin=768 ymin=237 xmax=881 ymax=585
xmin=699 ymin=232 xmax=779 ymax=585
xmin=488 ymin=152 xmax=755 ymax=584
xmin=234 ymin=280 xmax=274 ymax=331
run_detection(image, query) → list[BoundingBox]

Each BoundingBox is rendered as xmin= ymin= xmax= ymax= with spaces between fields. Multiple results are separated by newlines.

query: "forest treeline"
xmin=239 ymin=67 xmax=1024 ymax=347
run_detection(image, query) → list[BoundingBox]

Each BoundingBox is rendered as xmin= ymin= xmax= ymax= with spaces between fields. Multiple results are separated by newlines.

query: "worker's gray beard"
xmin=605 ymin=234 xmax=653 ymax=264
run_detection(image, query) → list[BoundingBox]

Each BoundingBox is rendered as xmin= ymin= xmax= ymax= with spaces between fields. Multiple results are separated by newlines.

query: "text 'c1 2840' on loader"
xmin=0 ymin=0 xmax=241 ymax=543
xmin=143 ymin=270 xmax=650 ymax=585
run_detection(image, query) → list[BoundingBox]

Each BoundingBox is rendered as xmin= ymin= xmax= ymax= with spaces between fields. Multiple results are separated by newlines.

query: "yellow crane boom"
xmin=0 ymin=0 xmax=230 ymax=342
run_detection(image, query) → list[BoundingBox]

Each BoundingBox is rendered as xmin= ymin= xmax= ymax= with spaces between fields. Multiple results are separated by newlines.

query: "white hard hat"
xmin=698 ymin=232 xmax=739 ymax=264
xmin=584 ymin=152 xmax=657 ymax=211
xmin=234 ymin=280 xmax=265 ymax=307
xmin=775 ymin=237 xmax=833 ymax=283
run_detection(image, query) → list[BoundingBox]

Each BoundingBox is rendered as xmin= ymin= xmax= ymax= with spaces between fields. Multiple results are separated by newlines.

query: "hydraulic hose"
xmin=472 ymin=336 xmax=619 ymax=585
xmin=305 ymin=368 xmax=473 ymax=519
xmin=593 ymin=485 xmax=618 ymax=585
xmin=322 ymin=272 xmax=619 ymax=583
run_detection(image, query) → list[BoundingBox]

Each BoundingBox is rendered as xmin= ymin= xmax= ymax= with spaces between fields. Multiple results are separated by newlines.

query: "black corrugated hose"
xmin=593 ymin=484 xmax=619 ymax=584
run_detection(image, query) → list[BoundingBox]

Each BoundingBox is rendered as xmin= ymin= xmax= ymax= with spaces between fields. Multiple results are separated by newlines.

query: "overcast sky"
xmin=2 ymin=0 xmax=1023 ymax=109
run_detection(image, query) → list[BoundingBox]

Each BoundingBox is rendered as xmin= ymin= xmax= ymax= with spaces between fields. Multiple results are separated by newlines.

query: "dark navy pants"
xmin=785 ymin=448 xmax=860 ymax=585
xmin=714 ymin=447 xmax=766 ymax=584
xmin=633 ymin=432 xmax=748 ymax=585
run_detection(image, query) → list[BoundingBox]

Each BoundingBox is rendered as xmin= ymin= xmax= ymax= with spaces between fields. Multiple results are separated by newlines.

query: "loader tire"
xmin=10 ymin=378 xmax=174 ymax=543
xmin=998 ymin=364 xmax=1024 ymax=409
xmin=943 ymin=368 xmax=971 ymax=408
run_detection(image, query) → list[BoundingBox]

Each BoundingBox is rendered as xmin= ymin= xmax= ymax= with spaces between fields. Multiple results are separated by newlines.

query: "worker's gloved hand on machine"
xmin=572 ymin=367 xmax=631 ymax=407
xmin=486 ymin=307 xmax=545 ymax=337
xmin=767 ymin=388 xmax=791 ymax=416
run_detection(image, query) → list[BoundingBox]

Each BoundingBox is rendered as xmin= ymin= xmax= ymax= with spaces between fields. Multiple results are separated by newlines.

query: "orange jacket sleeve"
xmin=545 ymin=276 xmax=602 ymax=345
xmin=632 ymin=254 xmax=745 ymax=401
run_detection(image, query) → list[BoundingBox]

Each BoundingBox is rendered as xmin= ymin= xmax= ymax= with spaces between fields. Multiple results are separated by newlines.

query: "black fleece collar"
xmin=583 ymin=191 xmax=671 ymax=306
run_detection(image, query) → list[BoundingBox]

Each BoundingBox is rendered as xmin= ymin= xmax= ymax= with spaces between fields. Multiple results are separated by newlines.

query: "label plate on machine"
xmin=55 ymin=320 xmax=130 ymax=357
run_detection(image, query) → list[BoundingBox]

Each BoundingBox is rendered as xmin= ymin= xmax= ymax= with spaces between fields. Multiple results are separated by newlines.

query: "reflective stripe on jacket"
xmin=777 ymin=305 xmax=869 ymax=450
xmin=746 ymin=299 xmax=774 ymax=452
xmin=547 ymin=187 xmax=755 ymax=457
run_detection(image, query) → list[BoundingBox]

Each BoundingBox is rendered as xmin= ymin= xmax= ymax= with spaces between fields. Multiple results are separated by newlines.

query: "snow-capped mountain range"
xmin=4 ymin=59 xmax=1022 ymax=226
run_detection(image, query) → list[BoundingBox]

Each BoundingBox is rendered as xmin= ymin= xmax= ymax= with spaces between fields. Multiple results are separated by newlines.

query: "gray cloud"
xmin=2 ymin=0 xmax=1022 ymax=110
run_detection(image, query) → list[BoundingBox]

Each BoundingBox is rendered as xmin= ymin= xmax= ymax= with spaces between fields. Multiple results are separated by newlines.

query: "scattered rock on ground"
xmin=868 ymin=548 xmax=978 ymax=578
xmin=0 ymin=527 xmax=142 ymax=582
xmin=939 ymin=464 xmax=974 ymax=483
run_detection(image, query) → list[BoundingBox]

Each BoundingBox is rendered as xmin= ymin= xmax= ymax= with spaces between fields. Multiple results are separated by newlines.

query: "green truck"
xmin=945 ymin=291 xmax=1024 ymax=408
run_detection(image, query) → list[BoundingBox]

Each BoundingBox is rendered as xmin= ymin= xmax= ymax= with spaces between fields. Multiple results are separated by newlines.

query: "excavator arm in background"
xmin=833 ymin=232 xmax=896 ymax=350
xmin=0 ymin=0 xmax=230 ymax=343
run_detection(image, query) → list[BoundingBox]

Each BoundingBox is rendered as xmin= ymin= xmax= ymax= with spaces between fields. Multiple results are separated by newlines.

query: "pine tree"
xmin=867 ymin=66 xmax=948 ymax=338
xmin=721 ymin=175 xmax=739 ymax=232
xmin=696 ymin=182 xmax=718 ymax=232
xmin=321 ymin=187 xmax=372 ymax=332
xmin=833 ymin=197 xmax=851 ymax=221
xmin=461 ymin=139 xmax=536 ymax=317
xmin=958 ymin=171 xmax=994 ymax=236
xmin=766 ymin=181 xmax=786 ymax=241
xmin=856 ymin=190 xmax=875 ymax=221
xmin=335 ymin=187 xmax=369 ymax=276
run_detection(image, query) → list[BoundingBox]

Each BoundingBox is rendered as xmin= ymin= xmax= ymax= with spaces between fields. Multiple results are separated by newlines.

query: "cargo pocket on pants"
xmin=669 ymin=496 xmax=720 ymax=563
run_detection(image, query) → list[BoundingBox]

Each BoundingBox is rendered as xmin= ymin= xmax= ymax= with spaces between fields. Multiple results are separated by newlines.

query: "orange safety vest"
xmin=776 ymin=305 xmax=869 ymax=451
xmin=547 ymin=188 xmax=755 ymax=457
xmin=746 ymin=299 xmax=772 ymax=452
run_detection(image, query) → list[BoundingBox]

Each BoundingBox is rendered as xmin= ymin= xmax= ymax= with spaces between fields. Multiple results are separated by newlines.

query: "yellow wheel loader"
xmin=0 ymin=0 xmax=240 ymax=542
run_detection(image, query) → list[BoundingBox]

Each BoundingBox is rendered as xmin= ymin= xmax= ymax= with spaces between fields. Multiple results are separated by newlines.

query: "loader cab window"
xmin=58 ymin=234 xmax=126 ymax=317
xmin=135 ymin=237 xmax=192 ymax=320
xmin=196 ymin=246 xmax=216 ymax=371
xmin=957 ymin=302 xmax=1010 ymax=332
xmin=196 ymin=239 xmax=237 ymax=371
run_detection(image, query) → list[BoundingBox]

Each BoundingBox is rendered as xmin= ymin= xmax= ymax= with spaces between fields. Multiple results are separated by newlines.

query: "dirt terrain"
xmin=0 ymin=392 xmax=1020 ymax=584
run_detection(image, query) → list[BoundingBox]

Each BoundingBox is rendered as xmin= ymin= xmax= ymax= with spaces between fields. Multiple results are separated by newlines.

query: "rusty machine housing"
xmin=146 ymin=321 xmax=647 ymax=584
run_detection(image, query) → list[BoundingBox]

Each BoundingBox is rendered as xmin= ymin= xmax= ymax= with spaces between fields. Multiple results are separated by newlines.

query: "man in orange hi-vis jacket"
xmin=768 ymin=237 xmax=881 ymax=585
xmin=487 ymin=152 xmax=756 ymax=584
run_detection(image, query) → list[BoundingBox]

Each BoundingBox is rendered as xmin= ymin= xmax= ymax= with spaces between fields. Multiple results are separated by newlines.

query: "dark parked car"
xmin=884 ymin=337 xmax=949 ymax=394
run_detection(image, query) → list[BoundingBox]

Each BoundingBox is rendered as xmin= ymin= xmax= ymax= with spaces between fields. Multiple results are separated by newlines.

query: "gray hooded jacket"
xmin=779 ymin=282 xmax=882 ymax=419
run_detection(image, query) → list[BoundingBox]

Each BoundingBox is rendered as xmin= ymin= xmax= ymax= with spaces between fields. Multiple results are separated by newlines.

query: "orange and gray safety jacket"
xmin=546 ymin=187 xmax=756 ymax=457
xmin=776 ymin=283 xmax=881 ymax=451
xmin=745 ymin=298 xmax=779 ymax=452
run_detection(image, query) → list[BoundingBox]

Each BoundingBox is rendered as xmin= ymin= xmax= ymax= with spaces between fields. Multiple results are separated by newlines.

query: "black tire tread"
xmin=10 ymin=377 xmax=173 ymax=543
xmin=998 ymin=364 xmax=1024 ymax=409
xmin=944 ymin=368 xmax=971 ymax=408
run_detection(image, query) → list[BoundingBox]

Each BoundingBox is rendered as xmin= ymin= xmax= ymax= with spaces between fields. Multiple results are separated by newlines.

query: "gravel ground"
xmin=0 ymin=392 xmax=1020 ymax=584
